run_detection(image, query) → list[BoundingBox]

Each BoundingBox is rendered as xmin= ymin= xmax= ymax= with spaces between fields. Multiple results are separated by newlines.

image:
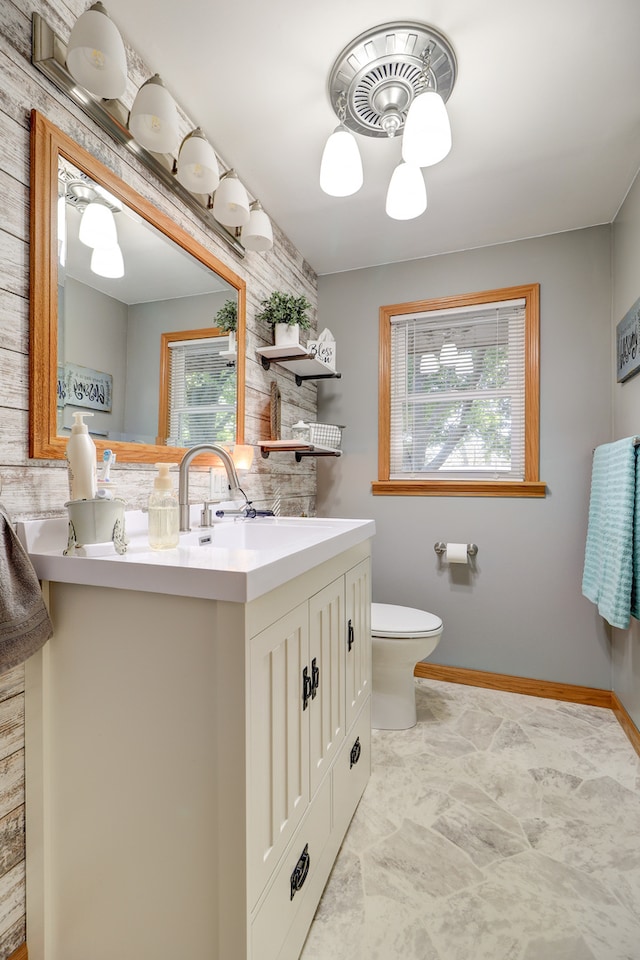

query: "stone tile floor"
xmin=300 ymin=679 xmax=640 ymax=960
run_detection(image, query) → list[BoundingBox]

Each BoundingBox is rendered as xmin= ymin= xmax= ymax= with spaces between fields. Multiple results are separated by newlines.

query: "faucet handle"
xmin=200 ymin=500 xmax=219 ymax=527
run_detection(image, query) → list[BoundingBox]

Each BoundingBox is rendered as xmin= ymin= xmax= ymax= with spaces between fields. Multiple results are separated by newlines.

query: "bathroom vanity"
xmin=19 ymin=513 xmax=374 ymax=960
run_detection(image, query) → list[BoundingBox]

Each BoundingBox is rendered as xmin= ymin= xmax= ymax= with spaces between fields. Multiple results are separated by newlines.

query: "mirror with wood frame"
xmin=29 ymin=110 xmax=246 ymax=464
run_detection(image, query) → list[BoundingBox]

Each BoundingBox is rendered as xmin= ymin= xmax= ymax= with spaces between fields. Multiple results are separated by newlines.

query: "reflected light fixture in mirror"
xmin=66 ymin=1 xmax=127 ymax=99
xmin=29 ymin=110 xmax=246 ymax=466
xmin=78 ymin=200 xmax=118 ymax=248
xmin=91 ymin=243 xmax=125 ymax=278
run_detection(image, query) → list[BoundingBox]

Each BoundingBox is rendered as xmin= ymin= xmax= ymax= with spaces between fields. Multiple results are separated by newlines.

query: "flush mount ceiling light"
xmin=321 ymin=20 xmax=456 ymax=219
xmin=66 ymin=2 xmax=127 ymax=100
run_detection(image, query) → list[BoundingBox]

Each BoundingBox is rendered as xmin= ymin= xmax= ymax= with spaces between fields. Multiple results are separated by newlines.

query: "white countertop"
xmin=18 ymin=510 xmax=375 ymax=603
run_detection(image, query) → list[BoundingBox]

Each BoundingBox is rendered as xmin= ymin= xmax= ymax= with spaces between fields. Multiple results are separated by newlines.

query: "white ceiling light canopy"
xmin=66 ymin=1 xmax=127 ymax=99
xmin=321 ymin=20 xmax=456 ymax=218
xmin=176 ymin=127 xmax=220 ymax=194
xmin=241 ymin=200 xmax=274 ymax=252
xmin=129 ymin=74 xmax=180 ymax=154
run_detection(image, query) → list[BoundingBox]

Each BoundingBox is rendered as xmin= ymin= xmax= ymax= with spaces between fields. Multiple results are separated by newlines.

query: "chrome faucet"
xmin=178 ymin=444 xmax=243 ymax=532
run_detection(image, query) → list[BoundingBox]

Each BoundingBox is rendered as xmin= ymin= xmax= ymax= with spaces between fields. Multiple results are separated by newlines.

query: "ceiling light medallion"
xmin=320 ymin=21 xmax=457 ymax=219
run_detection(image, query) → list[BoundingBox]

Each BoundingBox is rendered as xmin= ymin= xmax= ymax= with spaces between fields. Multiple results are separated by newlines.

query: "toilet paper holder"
xmin=434 ymin=542 xmax=478 ymax=558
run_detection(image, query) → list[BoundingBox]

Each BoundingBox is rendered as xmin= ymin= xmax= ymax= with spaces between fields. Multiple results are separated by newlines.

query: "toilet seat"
xmin=371 ymin=602 xmax=442 ymax=639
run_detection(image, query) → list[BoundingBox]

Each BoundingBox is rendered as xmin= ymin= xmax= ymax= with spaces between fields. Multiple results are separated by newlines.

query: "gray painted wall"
xmin=612 ymin=170 xmax=640 ymax=728
xmin=317 ymin=226 xmax=613 ymax=689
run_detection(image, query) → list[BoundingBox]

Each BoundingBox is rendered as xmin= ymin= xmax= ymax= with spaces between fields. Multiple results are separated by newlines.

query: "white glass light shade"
xmin=439 ymin=341 xmax=458 ymax=365
xmin=385 ymin=162 xmax=427 ymax=220
xmin=241 ymin=201 xmax=273 ymax=252
xmin=66 ymin=2 xmax=127 ymax=99
xmin=212 ymin=171 xmax=250 ymax=227
xmin=402 ymin=89 xmax=452 ymax=167
xmin=177 ymin=129 xmax=219 ymax=194
xmin=129 ymin=75 xmax=180 ymax=154
xmin=57 ymin=195 xmax=66 ymax=267
xmin=319 ymin=124 xmax=363 ymax=197
xmin=78 ymin=201 xmax=118 ymax=248
xmin=91 ymin=243 xmax=124 ymax=278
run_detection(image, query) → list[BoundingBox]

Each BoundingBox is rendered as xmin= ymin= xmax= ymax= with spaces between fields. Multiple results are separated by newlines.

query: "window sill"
xmin=371 ymin=480 xmax=547 ymax=498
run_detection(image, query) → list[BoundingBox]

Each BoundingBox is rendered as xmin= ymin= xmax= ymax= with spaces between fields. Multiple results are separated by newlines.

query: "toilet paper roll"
xmin=445 ymin=542 xmax=469 ymax=564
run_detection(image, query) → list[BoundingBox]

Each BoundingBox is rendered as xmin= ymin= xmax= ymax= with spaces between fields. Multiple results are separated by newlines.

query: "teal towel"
xmin=582 ymin=437 xmax=637 ymax=629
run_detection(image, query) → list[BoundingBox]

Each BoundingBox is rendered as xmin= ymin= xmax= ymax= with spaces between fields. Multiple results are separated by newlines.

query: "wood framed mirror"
xmin=29 ymin=110 xmax=246 ymax=464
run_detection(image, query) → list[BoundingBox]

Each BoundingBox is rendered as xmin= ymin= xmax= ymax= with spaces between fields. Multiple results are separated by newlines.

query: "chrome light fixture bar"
xmin=32 ymin=12 xmax=246 ymax=257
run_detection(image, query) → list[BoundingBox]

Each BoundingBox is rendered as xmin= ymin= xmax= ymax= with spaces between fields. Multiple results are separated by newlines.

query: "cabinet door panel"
xmin=308 ymin=578 xmax=345 ymax=797
xmin=345 ymin=558 xmax=371 ymax=730
xmin=249 ymin=604 xmax=309 ymax=905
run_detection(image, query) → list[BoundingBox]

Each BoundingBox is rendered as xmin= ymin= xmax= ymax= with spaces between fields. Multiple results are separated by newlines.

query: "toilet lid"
xmin=371 ymin=602 xmax=443 ymax=639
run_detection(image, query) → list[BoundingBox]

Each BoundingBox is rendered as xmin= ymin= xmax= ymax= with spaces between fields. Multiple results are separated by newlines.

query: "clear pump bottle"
xmin=148 ymin=463 xmax=179 ymax=550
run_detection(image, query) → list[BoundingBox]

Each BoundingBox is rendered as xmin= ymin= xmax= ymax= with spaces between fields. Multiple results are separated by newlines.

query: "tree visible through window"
xmin=374 ymin=285 xmax=545 ymax=497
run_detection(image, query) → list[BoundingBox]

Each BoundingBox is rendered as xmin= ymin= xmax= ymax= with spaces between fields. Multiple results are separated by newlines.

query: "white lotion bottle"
xmin=66 ymin=411 xmax=98 ymax=500
xmin=148 ymin=462 xmax=179 ymax=550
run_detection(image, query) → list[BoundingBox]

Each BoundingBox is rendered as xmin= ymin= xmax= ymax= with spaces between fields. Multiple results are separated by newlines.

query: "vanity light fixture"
xmin=66 ymin=2 xmax=127 ymax=100
xmin=128 ymin=74 xmax=180 ymax=154
xmin=32 ymin=11 xmax=274 ymax=256
xmin=211 ymin=170 xmax=250 ymax=228
xmin=241 ymin=201 xmax=274 ymax=252
xmin=320 ymin=20 xmax=456 ymax=220
xmin=91 ymin=243 xmax=125 ymax=279
xmin=78 ymin=198 xmax=118 ymax=248
xmin=176 ymin=128 xmax=220 ymax=194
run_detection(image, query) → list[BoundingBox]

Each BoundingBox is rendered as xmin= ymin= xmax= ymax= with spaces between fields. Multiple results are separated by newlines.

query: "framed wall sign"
xmin=617 ymin=295 xmax=640 ymax=383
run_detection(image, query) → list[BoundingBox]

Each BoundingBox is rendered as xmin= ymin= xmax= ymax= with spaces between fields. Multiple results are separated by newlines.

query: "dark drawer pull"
xmin=347 ymin=619 xmax=354 ymax=652
xmin=349 ymin=736 xmax=361 ymax=769
xmin=290 ymin=843 xmax=310 ymax=900
xmin=302 ymin=667 xmax=312 ymax=710
xmin=311 ymin=657 xmax=320 ymax=699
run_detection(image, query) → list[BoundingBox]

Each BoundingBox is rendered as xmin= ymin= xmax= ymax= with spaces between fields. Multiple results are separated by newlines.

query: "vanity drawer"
xmin=250 ymin=775 xmax=331 ymax=960
xmin=333 ymin=698 xmax=371 ymax=841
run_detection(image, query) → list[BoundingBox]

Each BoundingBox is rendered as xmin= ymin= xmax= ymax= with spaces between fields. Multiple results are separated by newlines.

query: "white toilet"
xmin=371 ymin=602 xmax=443 ymax=730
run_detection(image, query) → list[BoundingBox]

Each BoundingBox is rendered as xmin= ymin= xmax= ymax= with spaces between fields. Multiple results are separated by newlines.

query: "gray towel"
xmin=0 ymin=501 xmax=53 ymax=673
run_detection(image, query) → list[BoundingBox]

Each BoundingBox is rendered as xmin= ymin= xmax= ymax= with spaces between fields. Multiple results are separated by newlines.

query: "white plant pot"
xmin=227 ymin=330 xmax=236 ymax=354
xmin=274 ymin=323 xmax=300 ymax=348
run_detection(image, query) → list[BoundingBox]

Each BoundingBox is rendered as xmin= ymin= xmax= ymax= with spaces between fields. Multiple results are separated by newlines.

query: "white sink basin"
xmin=18 ymin=511 xmax=375 ymax=603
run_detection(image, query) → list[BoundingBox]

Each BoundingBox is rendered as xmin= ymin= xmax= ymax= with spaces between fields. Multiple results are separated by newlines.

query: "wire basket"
xmin=307 ymin=422 xmax=344 ymax=449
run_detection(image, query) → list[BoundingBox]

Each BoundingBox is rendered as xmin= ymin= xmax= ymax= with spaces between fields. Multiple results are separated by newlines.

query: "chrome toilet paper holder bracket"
xmin=434 ymin=541 xmax=478 ymax=558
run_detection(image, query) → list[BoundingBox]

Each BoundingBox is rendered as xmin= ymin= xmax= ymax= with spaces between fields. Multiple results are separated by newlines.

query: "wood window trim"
xmin=373 ymin=283 xmax=546 ymax=498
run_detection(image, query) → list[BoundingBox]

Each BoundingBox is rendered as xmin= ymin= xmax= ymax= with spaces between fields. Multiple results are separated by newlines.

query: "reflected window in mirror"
xmin=30 ymin=110 xmax=246 ymax=465
xmin=158 ymin=329 xmax=237 ymax=446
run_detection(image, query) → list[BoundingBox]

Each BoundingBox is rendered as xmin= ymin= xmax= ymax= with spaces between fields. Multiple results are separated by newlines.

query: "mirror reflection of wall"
xmin=57 ymin=158 xmax=238 ymax=446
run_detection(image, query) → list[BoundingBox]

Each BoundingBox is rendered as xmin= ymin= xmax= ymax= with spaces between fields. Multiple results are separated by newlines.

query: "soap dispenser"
xmin=66 ymin=411 xmax=98 ymax=500
xmin=148 ymin=462 xmax=179 ymax=550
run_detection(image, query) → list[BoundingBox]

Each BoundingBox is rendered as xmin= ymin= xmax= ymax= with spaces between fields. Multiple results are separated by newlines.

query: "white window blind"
xmin=390 ymin=299 xmax=526 ymax=481
xmin=167 ymin=336 xmax=235 ymax=446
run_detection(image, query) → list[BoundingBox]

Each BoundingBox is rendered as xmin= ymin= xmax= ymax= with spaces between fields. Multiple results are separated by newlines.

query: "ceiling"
xmin=102 ymin=0 xmax=640 ymax=277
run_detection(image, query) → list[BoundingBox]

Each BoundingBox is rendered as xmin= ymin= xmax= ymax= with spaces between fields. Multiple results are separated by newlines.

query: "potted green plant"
xmin=214 ymin=299 xmax=238 ymax=353
xmin=256 ymin=291 xmax=312 ymax=347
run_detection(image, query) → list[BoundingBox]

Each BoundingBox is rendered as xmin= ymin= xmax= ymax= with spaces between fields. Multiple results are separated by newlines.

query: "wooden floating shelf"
xmin=259 ymin=440 xmax=342 ymax=462
xmin=256 ymin=345 xmax=341 ymax=385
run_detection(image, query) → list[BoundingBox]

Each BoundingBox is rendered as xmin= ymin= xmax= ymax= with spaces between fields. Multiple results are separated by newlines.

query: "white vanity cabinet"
xmin=25 ymin=533 xmax=372 ymax=960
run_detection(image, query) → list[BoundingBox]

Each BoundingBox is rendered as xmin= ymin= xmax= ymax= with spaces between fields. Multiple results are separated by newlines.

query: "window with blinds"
xmin=167 ymin=336 xmax=236 ymax=447
xmin=374 ymin=284 xmax=545 ymax=497
xmin=391 ymin=299 xmax=525 ymax=479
